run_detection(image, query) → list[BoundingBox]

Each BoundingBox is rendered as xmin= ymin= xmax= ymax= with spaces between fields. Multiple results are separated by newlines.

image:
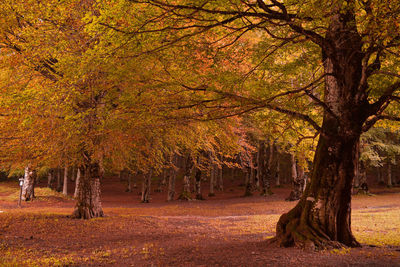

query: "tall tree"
xmin=121 ymin=0 xmax=400 ymax=248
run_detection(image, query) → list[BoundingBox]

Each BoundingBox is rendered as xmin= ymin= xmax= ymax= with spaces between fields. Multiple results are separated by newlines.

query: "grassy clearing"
xmin=353 ymin=208 xmax=400 ymax=247
xmin=0 ymin=182 xmax=72 ymax=202
xmin=0 ymin=182 xmax=18 ymax=195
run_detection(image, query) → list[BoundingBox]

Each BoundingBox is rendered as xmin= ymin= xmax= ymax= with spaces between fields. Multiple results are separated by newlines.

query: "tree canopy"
xmin=1 ymin=0 xmax=400 ymax=249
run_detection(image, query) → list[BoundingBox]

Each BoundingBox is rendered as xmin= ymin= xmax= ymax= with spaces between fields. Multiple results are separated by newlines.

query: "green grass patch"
xmin=0 ymin=184 xmax=72 ymax=202
xmin=353 ymin=208 xmax=400 ymax=247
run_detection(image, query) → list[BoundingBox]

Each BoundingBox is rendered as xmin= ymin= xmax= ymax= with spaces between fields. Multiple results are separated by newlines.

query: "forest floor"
xmin=0 ymin=178 xmax=400 ymax=266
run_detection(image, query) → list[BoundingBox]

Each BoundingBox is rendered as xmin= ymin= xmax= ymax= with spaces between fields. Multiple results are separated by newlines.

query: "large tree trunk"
xmin=21 ymin=165 xmax=36 ymax=201
xmin=72 ymin=162 xmax=104 ymax=219
xmin=274 ymin=11 xmax=368 ymax=248
xmin=62 ymin=167 xmax=68 ymax=196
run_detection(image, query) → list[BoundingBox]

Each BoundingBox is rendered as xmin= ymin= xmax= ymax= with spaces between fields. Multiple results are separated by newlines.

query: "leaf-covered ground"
xmin=0 ymin=179 xmax=400 ymax=266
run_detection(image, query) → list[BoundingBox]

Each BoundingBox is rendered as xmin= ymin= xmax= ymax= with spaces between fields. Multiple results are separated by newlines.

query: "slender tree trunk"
xmin=162 ymin=170 xmax=167 ymax=187
xmin=179 ymin=155 xmax=193 ymax=200
xmin=250 ymin=161 xmax=255 ymax=189
xmin=56 ymin=168 xmax=62 ymax=192
xmin=209 ymin=164 xmax=216 ymax=197
xmin=217 ymin=166 xmax=223 ymax=191
xmin=286 ymin=154 xmax=305 ymax=201
xmin=141 ymin=170 xmax=152 ymax=203
xmin=243 ymin=167 xmax=252 ymax=197
xmin=255 ymin=144 xmax=261 ymax=190
xmin=74 ymin=168 xmax=81 ymax=199
xmin=387 ymin=160 xmax=393 ymax=188
xmin=275 ymin=148 xmax=281 ymax=187
xmin=70 ymin=166 xmax=76 ymax=182
xmin=47 ymin=169 xmax=54 ymax=189
xmin=230 ymin=167 xmax=235 ymax=182
xmin=126 ymin=172 xmax=132 ymax=192
xmin=377 ymin=167 xmax=384 ymax=185
xmin=21 ymin=165 xmax=36 ymax=201
xmin=72 ymin=160 xmax=104 ymax=219
xmin=194 ymin=167 xmax=204 ymax=200
xmin=240 ymin=151 xmax=253 ymax=196
xmin=167 ymin=156 xmax=177 ymax=201
xmin=355 ymin=161 xmax=369 ymax=194
xmin=63 ymin=167 xmax=68 ymax=196
xmin=260 ymin=142 xmax=273 ymax=196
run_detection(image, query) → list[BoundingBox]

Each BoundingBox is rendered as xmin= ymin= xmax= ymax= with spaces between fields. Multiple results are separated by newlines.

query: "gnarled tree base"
xmin=72 ymin=205 xmax=104 ymax=219
xmin=72 ymin=164 xmax=104 ymax=219
xmin=272 ymin=202 xmax=361 ymax=250
xmin=178 ymin=190 xmax=192 ymax=201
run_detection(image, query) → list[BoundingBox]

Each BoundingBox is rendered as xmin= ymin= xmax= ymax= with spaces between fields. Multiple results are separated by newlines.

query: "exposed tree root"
xmin=72 ymin=206 xmax=104 ymax=219
xmin=272 ymin=202 xmax=361 ymax=250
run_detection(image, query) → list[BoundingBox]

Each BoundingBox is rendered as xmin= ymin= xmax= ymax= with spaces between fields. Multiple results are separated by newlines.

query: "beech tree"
xmin=2 ymin=0 xmax=400 ymax=250
xmin=117 ymin=0 xmax=400 ymax=248
xmin=0 ymin=0 xmax=244 ymax=218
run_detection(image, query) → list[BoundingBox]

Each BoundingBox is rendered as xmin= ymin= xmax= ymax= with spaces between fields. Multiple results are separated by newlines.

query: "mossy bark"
xmin=274 ymin=10 xmax=370 ymax=249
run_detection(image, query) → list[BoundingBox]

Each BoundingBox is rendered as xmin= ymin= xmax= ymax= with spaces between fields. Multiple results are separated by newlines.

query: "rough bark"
xmin=72 ymin=162 xmax=104 ymax=219
xmin=21 ymin=165 xmax=36 ymax=201
xmin=62 ymin=167 xmax=68 ymax=196
xmin=217 ymin=166 xmax=223 ymax=191
xmin=141 ymin=170 xmax=152 ymax=203
xmin=274 ymin=11 xmax=367 ymax=248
